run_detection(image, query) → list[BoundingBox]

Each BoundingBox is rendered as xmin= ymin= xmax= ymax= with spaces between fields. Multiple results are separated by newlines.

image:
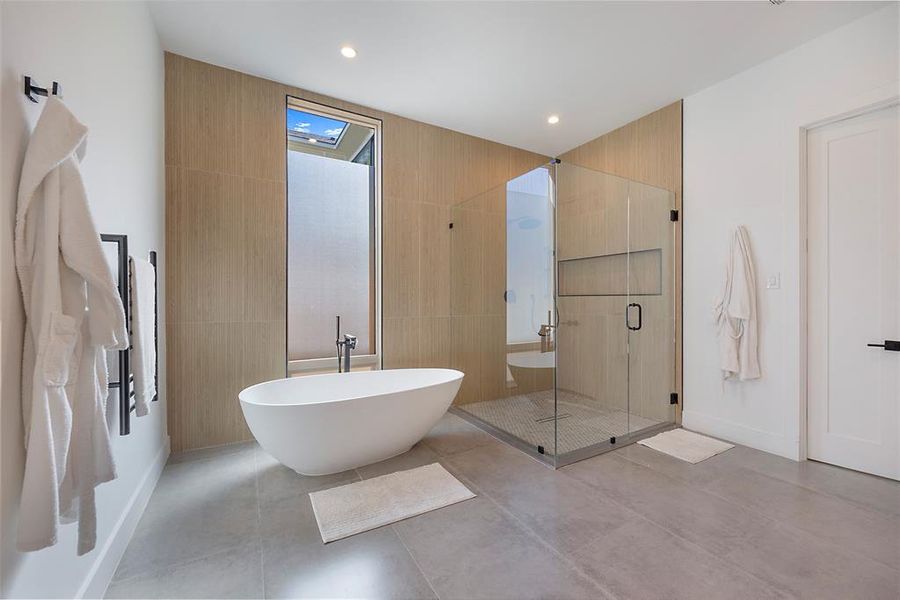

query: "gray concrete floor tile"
xmin=394 ymin=496 xmax=610 ymax=600
xmin=263 ymin=525 xmax=436 ymax=599
xmin=257 ymin=449 xmax=360 ymax=503
xmin=106 ymin=543 xmax=263 ymax=599
xmin=421 ymin=412 xmax=498 ymax=456
xmin=113 ymin=447 xmax=260 ymax=580
xmin=704 ymin=466 xmax=900 ymax=569
xmin=449 ymin=440 xmax=638 ymax=555
xmin=564 ymin=452 xmax=775 ymax=558
xmin=166 ymin=441 xmax=259 ymax=466
xmin=356 ymin=442 xmax=443 ymax=479
xmin=109 ymin=416 xmax=900 ymax=600
xmin=572 ymin=518 xmax=787 ymax=600
xmin=722 ymin=520 xmax=900 ymax=600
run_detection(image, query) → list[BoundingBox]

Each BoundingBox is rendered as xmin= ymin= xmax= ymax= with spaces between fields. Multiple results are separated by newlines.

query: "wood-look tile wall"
xmin=448 ymin=185 xmax=511 ymax=405
xmin=165 ymin=53 xmax=546 ymax=452
xmin=559 ymin=101 xmax=683 ymax=422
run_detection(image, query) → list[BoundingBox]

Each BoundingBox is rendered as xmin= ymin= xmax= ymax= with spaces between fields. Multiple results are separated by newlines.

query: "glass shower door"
xmin=451 ymin=164 xmax=559 ymax=462
xmin=451 ymin=160 xmax=676 ymax=467
xmin=554 ymin=162 xmax=675 ymax=464
xmin=555 ymin=162 xmax=631 ymax=456
xmin=626 ymin=181 xmax=676 ymax=433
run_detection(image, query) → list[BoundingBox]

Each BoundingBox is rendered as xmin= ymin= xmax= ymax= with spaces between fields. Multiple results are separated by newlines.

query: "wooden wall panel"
xmin=420 ymin=203 xmax=451 ymax=316
xmin=240 ymin=74 xmax=287 ymax=182
xmin=167 ymin=322 xmax=249 ymax=450
xmin=242 ymin=178 xmax=286 ymax=323
xmin=383 ymin=199 xmax=421 ymax=319
xmin=382 ymin=116 xmax=420 ymax=201
xmin=445 ymin=143 xmax=551 ymax=407
xmin=165 ymin=167 xmax=244 ymax=325
xmin=173 ymin=56 xmax=242 ymax=174
xmin=448 ymin=184 xmax=513 ymax=406
xmin=560 ymin=101 xmax=683 ymax=423
xmin=166 ymin=53 xmax=548 ymax=451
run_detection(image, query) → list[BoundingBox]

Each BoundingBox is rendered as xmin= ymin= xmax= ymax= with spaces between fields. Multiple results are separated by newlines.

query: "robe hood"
xmin=15 ymin=97 xmax=88 ymax=275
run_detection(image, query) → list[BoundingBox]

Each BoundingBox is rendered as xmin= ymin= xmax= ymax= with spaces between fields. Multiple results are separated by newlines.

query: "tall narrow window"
xmin=506 ymin=167 xmax=553 ymax=344
xmin=286 ymin=98 xmax=381 ymax=374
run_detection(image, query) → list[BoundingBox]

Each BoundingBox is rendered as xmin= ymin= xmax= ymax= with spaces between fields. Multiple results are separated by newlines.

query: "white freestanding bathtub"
xmin=239 ymin=369 xmax=464 ymax=475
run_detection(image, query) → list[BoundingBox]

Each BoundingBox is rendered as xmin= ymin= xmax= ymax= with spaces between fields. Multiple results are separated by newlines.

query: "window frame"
xmin=286 ymin=112 xmax=350 ymax=148
xmin=285 ymin=96 xmax=383 ymax=374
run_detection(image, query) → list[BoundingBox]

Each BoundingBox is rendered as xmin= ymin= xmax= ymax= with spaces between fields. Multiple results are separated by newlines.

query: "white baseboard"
xmin=77 ymin=436 xmax=170 ymax=599
xmin=682 ymin=411 xmax=799 ymax=461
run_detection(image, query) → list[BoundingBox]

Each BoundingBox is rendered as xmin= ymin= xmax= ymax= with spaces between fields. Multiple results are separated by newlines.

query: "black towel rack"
xmin=101 ymin=234 xmax=159 ymax=436
xmin=24 ymin=75 xmax=62 ymax=103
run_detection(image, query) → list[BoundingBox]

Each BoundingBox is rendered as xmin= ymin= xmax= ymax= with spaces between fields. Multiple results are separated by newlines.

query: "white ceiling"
xmin=149 ymin=1 xmax=887 ymax=156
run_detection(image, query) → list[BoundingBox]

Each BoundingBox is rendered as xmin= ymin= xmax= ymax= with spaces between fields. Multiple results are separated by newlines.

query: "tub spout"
xmin=538 ymin=310 xmax=555 ymax=353
xmin=340 ymin=334 xmax=357 ymax=373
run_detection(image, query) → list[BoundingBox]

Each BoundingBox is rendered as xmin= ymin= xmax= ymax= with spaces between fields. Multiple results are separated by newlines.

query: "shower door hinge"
xmin=670 ymin=392 xmax=679 ymax=405
xmin=670 ymin=209 xmax=679 ymax=222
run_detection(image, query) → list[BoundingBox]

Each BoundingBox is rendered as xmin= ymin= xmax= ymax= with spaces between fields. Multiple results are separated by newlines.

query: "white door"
xmin=807 ymin=104 xmax=899 ymax=480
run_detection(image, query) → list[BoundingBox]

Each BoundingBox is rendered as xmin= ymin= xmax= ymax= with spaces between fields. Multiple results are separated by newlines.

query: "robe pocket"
xmin=42 ymin=312 xmax=79 ymax=387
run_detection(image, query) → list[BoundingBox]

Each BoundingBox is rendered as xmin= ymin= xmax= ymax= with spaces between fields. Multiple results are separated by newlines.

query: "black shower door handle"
xmin=627 ymin=303 xmax=642 ymax=331
xmin=867 ymin=340 xmax=900 ymax=352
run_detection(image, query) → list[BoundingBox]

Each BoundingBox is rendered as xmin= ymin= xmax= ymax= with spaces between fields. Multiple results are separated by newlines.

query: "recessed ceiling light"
xmin=341 ymin=46 xmax=357 ymax=58
xmin=547 ymin=115 xmax=560 ymax=125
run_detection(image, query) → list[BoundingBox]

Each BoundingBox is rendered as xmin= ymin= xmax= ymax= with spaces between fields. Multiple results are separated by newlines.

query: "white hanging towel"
xmin=713 ymin=226 xmax=760 ymax=381
xmin=129 ymin=256 xmax=156 ymax=415
xmin=15 ymin=97 xmax=128 ymax=554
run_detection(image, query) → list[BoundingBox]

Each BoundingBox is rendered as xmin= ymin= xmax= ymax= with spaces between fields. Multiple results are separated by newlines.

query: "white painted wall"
xmin=1 ymin=2 xmax=167 ymax=597
xmin=683 ymin=5 xmax=899 ymax=460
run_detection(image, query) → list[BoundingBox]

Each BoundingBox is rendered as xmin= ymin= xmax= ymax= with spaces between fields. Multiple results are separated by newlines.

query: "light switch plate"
xmin=766 ymin=274 xmax=781 ymax=289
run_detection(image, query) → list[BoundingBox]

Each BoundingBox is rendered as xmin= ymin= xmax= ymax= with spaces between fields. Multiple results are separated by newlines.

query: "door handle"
xmin=867 ymin=340 xmax=900 ymax=352
xmin=627 ymin=303 xmax=642 ymax=331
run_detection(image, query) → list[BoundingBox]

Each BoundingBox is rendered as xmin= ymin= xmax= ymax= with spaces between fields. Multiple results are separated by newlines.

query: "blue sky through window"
xmin=287 ymin=108 xmax=347 ymax=144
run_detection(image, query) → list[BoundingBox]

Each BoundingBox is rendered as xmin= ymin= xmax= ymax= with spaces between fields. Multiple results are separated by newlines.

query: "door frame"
xmin=799 ymin=95 xmax=899 ymax=462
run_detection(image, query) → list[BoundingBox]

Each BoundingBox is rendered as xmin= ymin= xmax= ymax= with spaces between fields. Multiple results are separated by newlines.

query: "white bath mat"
xmin=308 ymin=463 xmax=475 ymax=543
xmin=638 ymin=428 xmax=734 ymax=464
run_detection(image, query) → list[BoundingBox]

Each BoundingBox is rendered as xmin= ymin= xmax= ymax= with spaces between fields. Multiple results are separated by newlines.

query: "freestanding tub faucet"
xmin=335 ymin=316 xmax=357 ymax=373
xmin=538 ymin=310 xmax=556 ymax=353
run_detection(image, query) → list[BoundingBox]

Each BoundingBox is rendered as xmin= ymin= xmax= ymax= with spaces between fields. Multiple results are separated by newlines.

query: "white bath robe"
xmin=714 ymin=226 xmax=761 ymax=381
xmin=15 ymin=97 xmax=128 ymax=554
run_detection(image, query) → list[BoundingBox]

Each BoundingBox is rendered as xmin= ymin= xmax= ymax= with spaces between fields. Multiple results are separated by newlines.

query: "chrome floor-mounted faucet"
xmin=335 ymin=316 xmax=357 ymax=373
xmin=538 ymin=310 xmax=555 ymax=353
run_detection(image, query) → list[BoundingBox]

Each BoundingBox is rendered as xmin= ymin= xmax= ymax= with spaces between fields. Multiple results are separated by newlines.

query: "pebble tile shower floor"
xmin=459 ymin=390 xmax=661 ymax=454
xmin=106 ymin=413 xmax=900 ymax=599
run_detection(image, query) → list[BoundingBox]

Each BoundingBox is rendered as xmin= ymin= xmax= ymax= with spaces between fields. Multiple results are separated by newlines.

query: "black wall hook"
xmin=24 ymin=75 xmax=62 ymax=103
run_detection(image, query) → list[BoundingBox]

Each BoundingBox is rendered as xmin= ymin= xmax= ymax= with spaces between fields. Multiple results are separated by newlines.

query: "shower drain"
xmin=534 ymin=413 xmax=572 ymax=424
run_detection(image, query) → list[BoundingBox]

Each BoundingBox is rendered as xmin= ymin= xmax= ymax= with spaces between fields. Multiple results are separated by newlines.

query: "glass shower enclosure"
xmin=450 ymin=160 xmax=676 ymax=467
